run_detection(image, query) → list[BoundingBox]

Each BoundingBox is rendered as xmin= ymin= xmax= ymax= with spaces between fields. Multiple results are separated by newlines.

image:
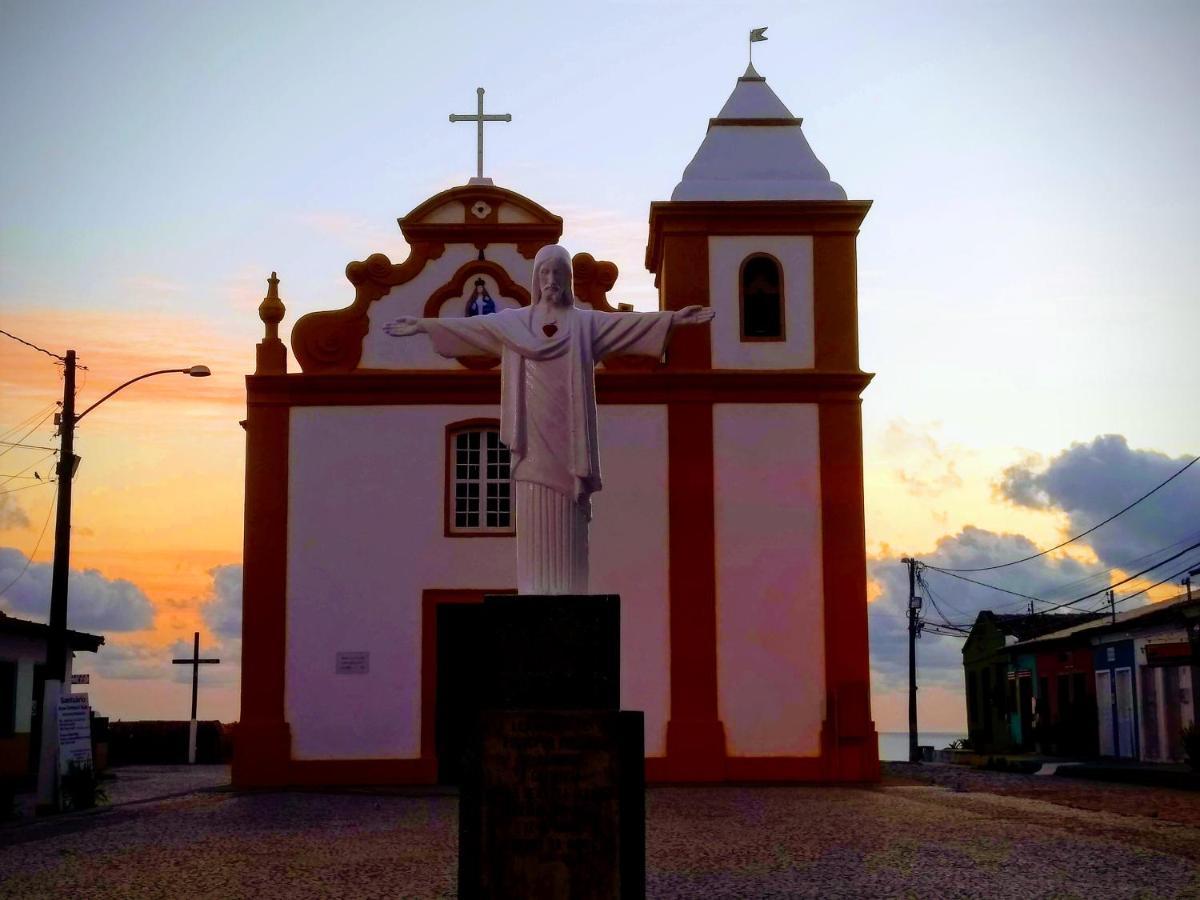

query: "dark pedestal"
xmin=482 ymin=593 xmax=620 ymax=710
xmin=458 ymin=594 xmax=645 ymax=900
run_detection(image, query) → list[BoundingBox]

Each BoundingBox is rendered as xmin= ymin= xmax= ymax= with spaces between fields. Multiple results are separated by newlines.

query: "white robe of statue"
xmin=386 ymin=244 xmax=713 ymax=594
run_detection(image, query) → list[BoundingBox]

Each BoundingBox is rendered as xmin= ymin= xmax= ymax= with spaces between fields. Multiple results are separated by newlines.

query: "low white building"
xmin=0 ymin=611 xmax=103 ymax=784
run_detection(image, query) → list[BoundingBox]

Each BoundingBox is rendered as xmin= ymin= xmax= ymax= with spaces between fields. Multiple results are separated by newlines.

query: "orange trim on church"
xmin=232 ymin=402 xmax=293 ymax=789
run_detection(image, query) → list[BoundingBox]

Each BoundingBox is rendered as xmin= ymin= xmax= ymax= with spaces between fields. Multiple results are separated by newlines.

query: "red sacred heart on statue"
xmin=542 ymin=323 xmax=558 ymax=337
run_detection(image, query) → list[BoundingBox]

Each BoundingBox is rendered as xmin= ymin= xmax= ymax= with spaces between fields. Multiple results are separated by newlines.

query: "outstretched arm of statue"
xmin=384 ymin=313 xmax=504 ymax=358
xmin=672 ymin=305 xmax=716 ymax=327
xmin=383 ymin=316 xmax=425 ymax=337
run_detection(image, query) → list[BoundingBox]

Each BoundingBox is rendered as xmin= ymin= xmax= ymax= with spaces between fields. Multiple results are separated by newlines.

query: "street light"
xmin=36 ymin=351 xmax=211 ymax=811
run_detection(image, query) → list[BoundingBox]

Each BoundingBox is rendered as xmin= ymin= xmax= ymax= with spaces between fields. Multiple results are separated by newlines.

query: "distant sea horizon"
xmin=878 ymin=731 xmax=966 ymax=761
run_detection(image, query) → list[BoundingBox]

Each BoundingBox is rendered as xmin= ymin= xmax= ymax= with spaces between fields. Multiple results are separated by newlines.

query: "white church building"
xmin=234 ymin=63 xmax=878 ymax=787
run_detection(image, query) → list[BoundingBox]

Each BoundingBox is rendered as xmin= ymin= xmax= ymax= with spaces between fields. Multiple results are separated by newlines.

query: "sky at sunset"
xmin=2 ymin=0 xmax=1198 ymax=734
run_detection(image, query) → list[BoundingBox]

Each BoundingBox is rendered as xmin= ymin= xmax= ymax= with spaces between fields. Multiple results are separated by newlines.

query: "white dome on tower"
xmin=671 ymin=64 xmax=846 ymax=202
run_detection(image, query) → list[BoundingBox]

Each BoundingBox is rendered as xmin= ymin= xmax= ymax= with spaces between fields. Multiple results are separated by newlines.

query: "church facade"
xmin=234 ymin=65 xmax=878 ymax=787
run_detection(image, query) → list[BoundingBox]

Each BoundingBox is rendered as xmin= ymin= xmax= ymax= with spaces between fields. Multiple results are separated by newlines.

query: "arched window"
xmin=445 ymin=420 xmax=513 ymax=536
xmin=739 ymin=254 xmax=785 ymax=341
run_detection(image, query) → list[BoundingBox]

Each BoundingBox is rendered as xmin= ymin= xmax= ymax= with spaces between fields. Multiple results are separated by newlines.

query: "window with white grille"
xmin=448 ymin=424 xmax=512 ymax=534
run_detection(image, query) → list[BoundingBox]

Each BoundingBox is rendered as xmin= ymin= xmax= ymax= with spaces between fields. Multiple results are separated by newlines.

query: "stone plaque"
xmin=459 ymin=709 xmax=644 ymax=900
xmin=335 ymin=651 xmax=369 ymax=674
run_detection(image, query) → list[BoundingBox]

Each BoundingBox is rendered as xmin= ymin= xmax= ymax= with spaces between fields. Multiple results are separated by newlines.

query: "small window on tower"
xmin=739 ymin=254 xmax=785 ymax=341
xmin=446 ymin=420 xmax=513 ymax=536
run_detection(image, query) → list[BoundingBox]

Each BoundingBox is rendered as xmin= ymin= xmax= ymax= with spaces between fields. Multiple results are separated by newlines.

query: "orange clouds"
xmin=1 ymin=305 xmax=250 ymax=707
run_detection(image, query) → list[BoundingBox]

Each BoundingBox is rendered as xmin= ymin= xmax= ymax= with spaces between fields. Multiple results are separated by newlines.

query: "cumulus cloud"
xmin=0 ymin=496 xmax=30 ymax=530
xmin=998 ymin=435 xmax=1200 ymax=570
xmin=869 ymin=527 xmax=1099 ymax=690
xmin=0 ymin=547 xmax=154 ymax=631
xmin=880 ymin=420 xmax=964 ymax=498
xmin=95 ymin=565 xmax=242 ymax=684
xmin=92 ymin=642 xmax=170 ymax=681
xmin=200 ymin=564 xmax=242 ymax=639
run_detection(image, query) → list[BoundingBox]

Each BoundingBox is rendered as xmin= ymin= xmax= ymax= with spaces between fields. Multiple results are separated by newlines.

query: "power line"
xmin=0 ymin=412 xmax=55 ymax=464
xmin=922 ymin=566 xmax=1045 ymax=604
xmin=979 ymin=528 xmax=1200 ymax=615
xmin=0 ymin=403 xmax=57 ymax=444
xmin=1035 ymin=539 xmax=1200 ymax=614
xmin=0 ymin=479 xmax=56 ymax=496
xmin=926 ymin=538 xmax=1200 ymax=616
xmin=934 ymin=454 xmax=1200 ymax=573
xmin=0 ymin=441 xmax=58 ymax=452
xmin=0 ymin=328 xmax=66 ymax=363
xmin=0 ymin=451 xmax=56 ymax=489
xmin=917 ymin=569 xmax=972 ymax=631
xmin=1114 ymin=558 xmax=1200 ymax=609
xmin=0 ymin=484 xmax=57 ymax=599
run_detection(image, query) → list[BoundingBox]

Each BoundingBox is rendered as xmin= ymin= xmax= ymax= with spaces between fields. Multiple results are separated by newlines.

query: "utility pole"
xmin=902 ymin=557 xmax=921 ymax=763
xmin=36 ymin=350 xmax=76 ymax=810
xmin=28 ymin=353 xmax=209 ymax=810
xmin=1107 ymin=588 xmax=1116 ymax=625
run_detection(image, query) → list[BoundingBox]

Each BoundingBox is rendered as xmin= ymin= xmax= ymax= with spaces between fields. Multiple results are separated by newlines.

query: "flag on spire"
xmin=750 ymin=27 xmax=768 ymax=42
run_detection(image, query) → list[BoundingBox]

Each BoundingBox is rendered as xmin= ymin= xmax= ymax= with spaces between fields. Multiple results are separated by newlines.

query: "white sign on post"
xmin=57 ymin=693 xmax=93 ymax=775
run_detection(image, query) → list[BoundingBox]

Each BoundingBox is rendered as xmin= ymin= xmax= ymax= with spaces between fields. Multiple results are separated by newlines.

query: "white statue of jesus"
xmin=386 ymin=244 xmax=714 ymax=595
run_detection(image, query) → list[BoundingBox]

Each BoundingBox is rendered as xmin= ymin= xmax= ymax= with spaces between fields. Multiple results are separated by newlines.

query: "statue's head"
xmin=531 ymin=245 xmax=574 ymax=308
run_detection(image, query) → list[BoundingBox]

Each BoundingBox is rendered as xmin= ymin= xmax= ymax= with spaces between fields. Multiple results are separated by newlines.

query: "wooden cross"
xmin=172 ymin=631 xmax=220 ymax=763
xmin=449 ymin=87 xmax=512 ymax=180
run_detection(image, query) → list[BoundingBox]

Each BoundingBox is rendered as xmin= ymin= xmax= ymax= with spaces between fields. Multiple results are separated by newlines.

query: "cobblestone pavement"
xmin=888 ymin=761 xmax=1200 ymax=828
xmin=2 ymin=764 xmax=1198 ymax=898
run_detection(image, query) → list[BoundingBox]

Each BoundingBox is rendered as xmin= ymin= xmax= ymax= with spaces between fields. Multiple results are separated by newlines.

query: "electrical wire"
xmin=917 ymin=570 xmax=972 ymax=631
xmin=1033 ymin=539 xmax=1200 ymax=614
xmin=1113 ymin=557 xmax=1200 ymax=609
xmin=0 ymin=328 xmax=66 ymax=362
xmin=0 ymin=412 xmax=55 ymax=463
xmin=976 ymin=528 xmax=1200 ymax=615
xmin=0 ymin=441 xmax=58 ymax=452
xmin=0 ymin=479 xmax=56 ymax=496
xmin=0 ymin=403 xmax=57 ymax=444
xmin=921 ymin=566 xmax=1045 ymax=604
xmin=0 ymin=483 xmax=57 ymax=599
xmin=0 ymin=451 xmax=56 ymax=489
xmin=933 ymin=454 xmax=1200 ymax=573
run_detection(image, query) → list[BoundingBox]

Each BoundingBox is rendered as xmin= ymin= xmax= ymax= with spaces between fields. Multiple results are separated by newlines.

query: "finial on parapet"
xmin=255 ymin=271 xmax=288 ymax=374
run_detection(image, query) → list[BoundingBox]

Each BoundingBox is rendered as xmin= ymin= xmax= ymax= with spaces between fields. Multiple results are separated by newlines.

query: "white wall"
xmin=287 ymin=405 xmax=515 ymax=759
xmin=713 ymin=404 xmax=824 ymax=756
xmin=708 ymin=235 xmax=814 ymax=370
xmin=286 ymin=402 xmax=672 ymax=759
xmin=590 ymin=405 xmax=671 ymax=755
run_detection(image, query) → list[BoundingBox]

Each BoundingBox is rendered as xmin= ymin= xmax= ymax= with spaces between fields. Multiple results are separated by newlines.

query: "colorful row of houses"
xmin=962 ymin=593 xmax=1199 ymax=763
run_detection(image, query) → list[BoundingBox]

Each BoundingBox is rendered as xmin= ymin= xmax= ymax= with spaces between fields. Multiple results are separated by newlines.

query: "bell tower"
xmin=646 ymin=62 xmax=878 ymax=781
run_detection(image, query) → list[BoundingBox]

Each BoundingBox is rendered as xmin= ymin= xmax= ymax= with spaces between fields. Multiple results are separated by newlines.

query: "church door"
xmin=435 ymin=603 xmax=487 ymax=785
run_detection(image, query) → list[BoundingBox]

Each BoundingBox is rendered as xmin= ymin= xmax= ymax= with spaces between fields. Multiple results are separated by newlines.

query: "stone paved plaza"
xmin=3 ymin=765 xmax=1199 ymax=898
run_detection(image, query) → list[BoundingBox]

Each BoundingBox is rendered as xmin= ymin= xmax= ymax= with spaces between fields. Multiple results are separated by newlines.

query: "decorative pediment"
xmin=398 ymin=184 xmax=562 ymax=257
xmin=291 ymin=243 xmax=446 ymax=374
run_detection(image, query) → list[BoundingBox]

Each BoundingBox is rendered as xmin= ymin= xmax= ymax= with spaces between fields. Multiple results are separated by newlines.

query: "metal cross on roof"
xmin=449 ymin=87 xmax=512 ymax=182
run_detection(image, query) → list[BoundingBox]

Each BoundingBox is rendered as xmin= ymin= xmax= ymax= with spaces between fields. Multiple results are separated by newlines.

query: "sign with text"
xmin=70 ymin=673 xmax=89 ymax=685
xmin=335 ymin=651 xmax=370 ymax=675
xmin=57 ymin=693 xmax=93 ymax=774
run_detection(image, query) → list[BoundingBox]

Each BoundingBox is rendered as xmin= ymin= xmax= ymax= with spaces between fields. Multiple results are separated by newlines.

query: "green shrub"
xmin=61 ymin=762 xmax=107 ymax=811
xmin=1183 ymin=724 xmax=1200 ymax=771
